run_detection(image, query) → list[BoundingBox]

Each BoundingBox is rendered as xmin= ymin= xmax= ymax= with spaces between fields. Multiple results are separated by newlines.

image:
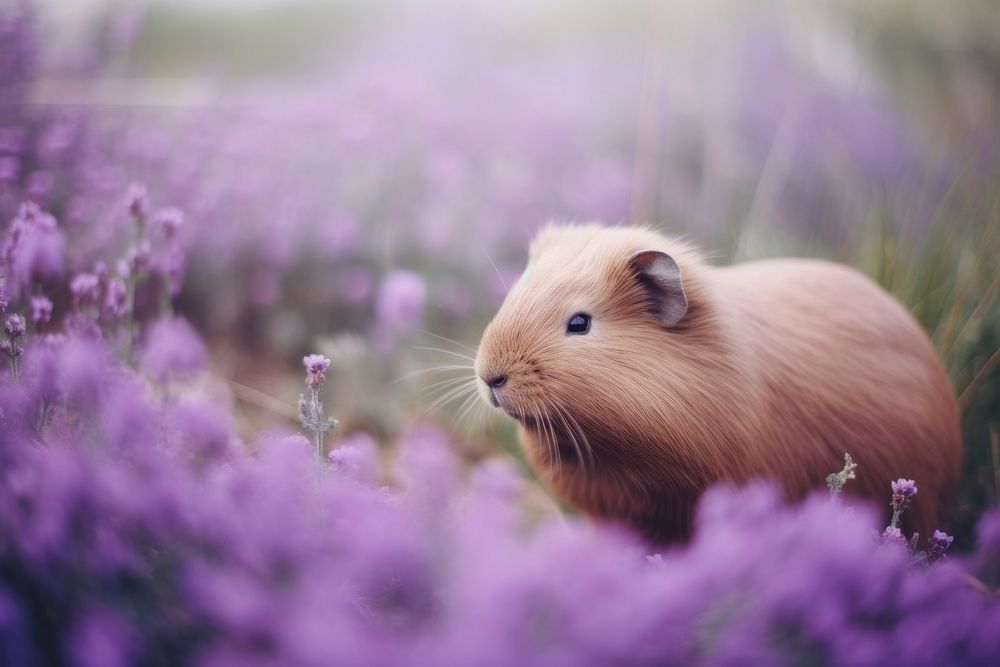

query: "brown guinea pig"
xmin=474 ymin=224 xmax=961 ymax=543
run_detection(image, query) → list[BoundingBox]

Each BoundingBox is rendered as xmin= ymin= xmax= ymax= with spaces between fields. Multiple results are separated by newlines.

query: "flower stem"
xmin=311 ymin=386 xmax=324 ymax=470
xmin=124 ymin=273 xmax=137 ymax=360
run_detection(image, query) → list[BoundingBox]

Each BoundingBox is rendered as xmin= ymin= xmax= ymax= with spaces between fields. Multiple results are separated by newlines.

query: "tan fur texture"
xmin=475 ymin=224 xmax=962 ymax=543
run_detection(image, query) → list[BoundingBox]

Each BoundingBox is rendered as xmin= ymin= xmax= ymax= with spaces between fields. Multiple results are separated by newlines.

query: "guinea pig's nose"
xmin=484 ymin=374 xmax=508 ymax=389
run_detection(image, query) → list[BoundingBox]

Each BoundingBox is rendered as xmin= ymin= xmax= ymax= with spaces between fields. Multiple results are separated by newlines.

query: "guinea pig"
xmin=475 ymin=224 xmax=961 ymax=543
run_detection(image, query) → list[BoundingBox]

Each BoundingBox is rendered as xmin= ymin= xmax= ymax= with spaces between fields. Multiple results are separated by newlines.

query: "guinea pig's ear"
xmin=628 ymin=250 xmax=688 ymax=326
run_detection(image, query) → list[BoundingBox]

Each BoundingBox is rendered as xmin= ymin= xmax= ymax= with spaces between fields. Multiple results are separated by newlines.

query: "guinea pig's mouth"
xmin=491 ymin=394 xmax=516 ymax=420
xmin=487 ymin=390 xmax=536 ymax=426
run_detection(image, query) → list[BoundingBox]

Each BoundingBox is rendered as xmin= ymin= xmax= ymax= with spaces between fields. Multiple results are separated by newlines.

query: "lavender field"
xmin=2 ymin=1 xmax=1000 ymax=665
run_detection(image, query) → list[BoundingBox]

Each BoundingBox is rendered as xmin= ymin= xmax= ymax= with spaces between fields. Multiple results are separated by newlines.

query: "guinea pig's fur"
xmin=475 ymin=224 xmax=961 ymax=543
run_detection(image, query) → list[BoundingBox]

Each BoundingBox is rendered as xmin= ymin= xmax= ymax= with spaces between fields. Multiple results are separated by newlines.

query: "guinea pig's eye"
xmin=566 ymin=312 xmax=591 ymax=335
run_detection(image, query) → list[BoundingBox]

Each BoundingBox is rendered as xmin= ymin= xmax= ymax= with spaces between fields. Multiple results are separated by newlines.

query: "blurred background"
xmin=2 ymin=0 xmax=998 ymax=541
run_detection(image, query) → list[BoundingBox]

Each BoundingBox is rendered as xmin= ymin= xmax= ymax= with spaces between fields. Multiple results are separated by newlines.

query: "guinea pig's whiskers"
xmin=452 ymin=387 xmax=483 ymax=423
xmin=472 ymin=399 xmax=491 ymax=431
xmin=412 ymin=371 xmax=475 ymax=398
xmin=453 ymin=388 xmax=488 ymax=436
xmin=538 ymin=406 xmax=561 ymax=476
xmin=426 ymin=377 xmax=477 ymax=404
xmin=550 ymin=412 xmax=564 ymax=475
xmin=425 ymin=378 xmax=479 ymax=414
xmin=481 ymin=247 xmax=508 ymax=292
xmin=550 ymin=400 xmax=590 ymax=472
xmin=525 ymin=404 xmax=548 ymax=470
xmin=414 ymin=346 xmax=476 ymax=362
xmin=391 ymin=364 xmax=474 ymax=384
xmin=544 ymin=397 xmax=584 ymax=472
xmin=410 ymin=334 xmax=484 ymax=429
xmin=421 ymin=373 xmax=478 ymax=393
xmin=560 ymin=405 xmax=595 ymax=472
xmin=417 ymin=330 xmax=479 ymax=354
xmin=520 ymin=403 xmax=549 ymax=469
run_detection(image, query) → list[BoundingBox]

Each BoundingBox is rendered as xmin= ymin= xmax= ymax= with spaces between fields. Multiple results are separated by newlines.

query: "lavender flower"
xmin=889 ymin=478 xmax=918 ymax=528
xmin=126 ymin=182 xmax=148 ymax=219
xmin=157 ymin=247 xmax=185 ymax=299
xmin=328 ymin=432 xmax=378 ymax=484
xmin=303 ymin=353 xmax=331 ymax=387
xmin=103 ymin=279 xmax=127 ymax=319
xmin=127 ymin=241 xmax=152 ymax=274
xmin=93 ymin=261 xmax=109 ymax=283
xmin=3 ymin=313 xmax=22 ymax=337
xmin=29 ymin=295 xmax=51 ymax=325
xmin=890 ymin=479 xmax=917 ymax=525
xmin=1 ymin=202 xmax=65 ymax=297
xmin=881 ymin=525 xmax=905 ymax=544
xmin=154 ymin=208 xmax=183 ymax=239
xmin=70 ymin=273 xmax=100 ymax=310
xmin=299 ymin=353 xmax=337 ymax=469
xmin=930 ymin=530 xmax=954 ymax=557
xmin=891 ymin=478 xmax=918 ymax=500
xmin=2 ymin=313 xmax=25 ymax=377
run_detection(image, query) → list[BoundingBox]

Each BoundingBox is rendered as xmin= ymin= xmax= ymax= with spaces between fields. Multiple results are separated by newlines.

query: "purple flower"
xmin=139 ymin=317 xmax=207 ymax=382
xmin=126 ymin=182 xmax=148 ymax=218
xmin=93 ymin=261 xmax=109 ymax=283
xmin=303 ymin=353 xmax=331 ymax=387
xmin=103 ymin=279 xmax=127 ymax=318
xmin=890 ymin=478 xmax=918 ymax=519
xmin=156 ymin=247 xmax=185 ymax=297
xmin=5 ymin=313 xmax=25 ymax=337
xmin=0 ymin=291 xmax=8 ymax=313
xmin=2 ymin=313 xmax=26 ymax=373
xmin=70 ymin=273 xmax=101 ymax=309
xmin=930 ymin=530 xmax=954 ymax=555
xmin=328 ymin=432 xmax=378 ymax=484
xmin=1 ymin=202 xmax=65 ymax=296
xmin=29 ymin=296 xmax=51 ymax=324
xmin=891 ymin=479 xmax=918 ymax=499
xmin=127 ymin=241 xmax=152 ymax=274
xmin=154 ymin=208 xmax=183 ymax=239
xmin=303 ymin=354 xmax=330 ymax=375
xmin=882 ymin=525 xmax=904 ymax=543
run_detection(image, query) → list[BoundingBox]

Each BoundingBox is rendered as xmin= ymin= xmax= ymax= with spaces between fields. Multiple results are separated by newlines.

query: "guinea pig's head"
xmin=475 ymin=224 xmax=705 ymax=464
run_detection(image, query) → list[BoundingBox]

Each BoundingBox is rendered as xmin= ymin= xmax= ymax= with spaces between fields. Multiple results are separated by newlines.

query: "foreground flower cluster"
xmin=3 ymin=334 xmax=1000 ymax=666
